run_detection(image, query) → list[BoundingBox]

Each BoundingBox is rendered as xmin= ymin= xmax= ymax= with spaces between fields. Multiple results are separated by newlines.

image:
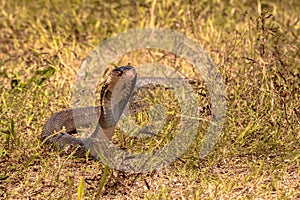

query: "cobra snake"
xmin=41 ymin=66 xmax=137 ymax=158
xmin=41 ymin=66 xmax=198 ymax=159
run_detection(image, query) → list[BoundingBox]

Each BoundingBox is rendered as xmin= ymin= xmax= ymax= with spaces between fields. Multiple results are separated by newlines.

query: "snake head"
xmin=111 ymin=65 xmax=136 ymax=78
xmin=103 ymin=66 xmax=137 ymax=95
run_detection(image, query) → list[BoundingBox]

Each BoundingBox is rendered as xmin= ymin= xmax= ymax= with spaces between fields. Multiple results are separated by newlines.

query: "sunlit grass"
xmin=0 ymin=0 xmax=299 ymax=199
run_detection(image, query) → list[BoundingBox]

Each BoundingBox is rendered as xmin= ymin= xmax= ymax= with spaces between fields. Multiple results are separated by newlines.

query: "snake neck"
xmin=98 ymin=66 xmax=137 ymax=139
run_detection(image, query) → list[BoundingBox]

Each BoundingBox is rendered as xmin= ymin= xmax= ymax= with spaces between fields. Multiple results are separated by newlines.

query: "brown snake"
xmin=41 ymin=66 xmax=137 ymax=158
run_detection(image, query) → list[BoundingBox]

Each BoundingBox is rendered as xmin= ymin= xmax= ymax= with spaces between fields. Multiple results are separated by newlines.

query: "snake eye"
xmin=117 ymin=70 xmax=122 ymax=76
xmin=111 ymin=69 xmax=122 ymax=76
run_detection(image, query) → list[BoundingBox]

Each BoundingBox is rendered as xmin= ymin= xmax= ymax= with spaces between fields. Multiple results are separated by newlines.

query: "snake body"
xmin=41 ymin=66 xmax=137 ymax=158
xmin=41 ymin=66 xmax=199 ymax=158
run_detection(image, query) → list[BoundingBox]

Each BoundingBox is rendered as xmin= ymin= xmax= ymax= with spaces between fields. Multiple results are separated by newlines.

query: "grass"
xmin=0 ymin=0 xmax=299 ymax=199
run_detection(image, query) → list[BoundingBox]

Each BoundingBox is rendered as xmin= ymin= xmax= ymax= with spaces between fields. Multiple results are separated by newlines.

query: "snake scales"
xmin=41 ymin=66 xmax=199 ymax=159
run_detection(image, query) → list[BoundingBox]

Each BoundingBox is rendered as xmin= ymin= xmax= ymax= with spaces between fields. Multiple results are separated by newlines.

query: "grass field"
xmin=0 ymin=0 xmax=299 ymax=199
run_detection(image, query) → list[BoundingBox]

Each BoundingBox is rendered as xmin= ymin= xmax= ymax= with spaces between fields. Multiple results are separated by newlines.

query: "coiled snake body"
xmin=41 ymin=66 xmax=198 ymax=159
xmin=41 ymin=66 xmax=137 ymax=158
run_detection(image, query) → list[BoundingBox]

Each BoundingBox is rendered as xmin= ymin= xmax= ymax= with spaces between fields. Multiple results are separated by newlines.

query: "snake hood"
xmin=99 ymin=66 xmax=137 ymax=132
